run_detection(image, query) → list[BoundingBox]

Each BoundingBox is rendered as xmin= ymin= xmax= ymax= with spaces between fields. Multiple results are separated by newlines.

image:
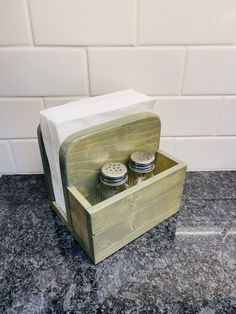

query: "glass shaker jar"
xmin=96 ymin=162 xmax=129 ymax=202
xmin=128 ymin=151 xmax=155 ymax=187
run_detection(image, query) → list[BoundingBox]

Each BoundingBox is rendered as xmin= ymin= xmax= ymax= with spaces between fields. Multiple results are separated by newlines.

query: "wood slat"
xmin=67 ymin=186 xmax=94 ymax=260
xmin=60 ymin=112 xmax=161 ymax=204
xmin=93 ymin=184 xmax=184 ymax=264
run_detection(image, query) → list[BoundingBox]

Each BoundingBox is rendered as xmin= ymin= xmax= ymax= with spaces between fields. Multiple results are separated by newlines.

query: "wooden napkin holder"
xmin=38 ymin=112 xmax=187 ymax=264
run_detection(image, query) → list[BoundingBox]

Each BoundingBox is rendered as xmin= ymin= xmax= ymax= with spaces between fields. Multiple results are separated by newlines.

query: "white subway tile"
xmin=29 ymin=0 xmax=135 ymax=45
xmin=159 ymin=137 xmax=174 ymax=154
xmin=43 ymin=97 xmax=87 ymax=108
xmin=155 ymin=97 xmax=222 ymax=136
xmin=138 ymin=0 xmax=236 ymax=45
xmin=183 ymin=48 xmax=236 ymax=95
xmin=0 ymin=98 xmax=43 ymax=138
xmin=0 ymin=48 xmax=88 ymax=96
xmin=10 ymin=139 xmax=43 ymax=173
xmin=174 ymin=137 xmax=236 ymax=170
xmin=0 ymin=141 xmax=16 ymax=173
xmin=89 ymin=48 xmax=185 ymax=95
xmin=0 ymin=0 xmax=30 ymax=45
xmin=216 ymin=97 xmax=236 ymax=135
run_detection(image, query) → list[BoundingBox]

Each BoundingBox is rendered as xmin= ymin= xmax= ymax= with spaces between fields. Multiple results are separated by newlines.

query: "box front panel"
xmin=90 ymin=164 xmax=186 ymax=234
xmin=92 ymin=176 xmax=185 ymax=263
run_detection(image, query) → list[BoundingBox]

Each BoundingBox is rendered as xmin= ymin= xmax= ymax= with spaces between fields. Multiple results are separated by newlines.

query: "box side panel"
xmin=156 ymin=150 xmax=178 ymax=173
xmin=93 ymin=182 xmax=184 ymax=264
xmin=67 ymin=187 xmax=94 ymax=261
xmin=90 ymin=164 xmax=186 ymax=234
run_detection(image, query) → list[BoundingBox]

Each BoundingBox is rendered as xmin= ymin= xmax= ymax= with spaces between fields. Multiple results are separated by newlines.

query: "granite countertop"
xmin=0 ymin=172 xmax=235 ymax=313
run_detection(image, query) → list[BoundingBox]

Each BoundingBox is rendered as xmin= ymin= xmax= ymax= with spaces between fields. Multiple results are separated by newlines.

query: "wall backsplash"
xmin=0 ymin=0 xmax=236 ymax=173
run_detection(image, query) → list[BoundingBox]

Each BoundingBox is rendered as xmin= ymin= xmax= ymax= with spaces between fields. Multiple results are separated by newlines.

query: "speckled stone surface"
xmin=0 ymin=172 xmax=236 ymax=313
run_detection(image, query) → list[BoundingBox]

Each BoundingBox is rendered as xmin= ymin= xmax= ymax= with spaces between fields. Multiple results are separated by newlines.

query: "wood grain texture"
xmin=93 ymin=184 xmax=184 ymax=264
xmin=67 ymin=186 xmax=94 ymax=260
xmin=60 ymin=112 xmax=161 ymax=205
xmin=156 ymin=150 xmax=178 ymax=174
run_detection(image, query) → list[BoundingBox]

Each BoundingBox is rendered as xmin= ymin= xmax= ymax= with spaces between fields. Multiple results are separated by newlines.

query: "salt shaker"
xmin=96 ymin=162 xmax=129 ymax=202
xmin=128 ymin=151 xmax=155 ymax=187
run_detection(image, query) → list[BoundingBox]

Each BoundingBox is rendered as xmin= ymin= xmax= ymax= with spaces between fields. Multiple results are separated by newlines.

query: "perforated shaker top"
xmin=129 ymin=151 xmax=155 ymax=173
xmin=100 ymin=162 xmax=128 ymax=186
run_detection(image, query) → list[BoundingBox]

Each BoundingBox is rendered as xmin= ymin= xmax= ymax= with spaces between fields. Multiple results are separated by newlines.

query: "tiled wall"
xmin=1 ymin=0 xmax=236 ymax=173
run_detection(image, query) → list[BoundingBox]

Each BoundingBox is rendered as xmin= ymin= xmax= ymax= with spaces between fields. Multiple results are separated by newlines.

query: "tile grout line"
xmin=154 ymin=95 xmax=226 ymax=99
xmin=7 ymin=141 xmax=17 ymax=173
xmin=24 ymin=0 xmax=35 ymax=46
xmin=1 ymin=44 xmax=236 ymax=49
xmin=0 ymin=95 xmax=235 ymax=99
xmin=172 ymin=137 xmax=176 ymax=155
xmin=41 ymin=97 xmax=46 ymax=109
xmin=213 ymin=96 xmax=224 ymax=137
xmin=0 ymin=95 xmax=89 ymax=99
xmin=160 ymin=135 xmax=236 ymax=139
xmin=85 ymin=48 xmax=91 ymax=96
xmin=0 ymin=138 xmax=38 ymax=141
xmin=134 ymin=0 xmax=139 ymax=46
xmin=179 ymin=47 xmax=188 ymax=96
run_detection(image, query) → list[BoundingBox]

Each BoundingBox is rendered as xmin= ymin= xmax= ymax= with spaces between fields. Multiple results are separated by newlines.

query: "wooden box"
xmin=38 ymin=112 xmax=187 ymax=264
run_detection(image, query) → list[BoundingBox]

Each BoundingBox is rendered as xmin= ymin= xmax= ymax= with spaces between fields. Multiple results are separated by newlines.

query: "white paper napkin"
xmin=40 ymin=90 xmax=156 ymax=211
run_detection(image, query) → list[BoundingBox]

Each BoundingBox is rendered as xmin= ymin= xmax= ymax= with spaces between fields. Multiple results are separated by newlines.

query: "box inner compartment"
xmin=74 ymin=151 xmax=179 ymax=206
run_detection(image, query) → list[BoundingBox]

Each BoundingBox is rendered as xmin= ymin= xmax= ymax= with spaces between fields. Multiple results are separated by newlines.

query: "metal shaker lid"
xmin=100 ymin=162 xmax=128 ymax=186
xmin=129 ymin=151 xmax=155 ymax=173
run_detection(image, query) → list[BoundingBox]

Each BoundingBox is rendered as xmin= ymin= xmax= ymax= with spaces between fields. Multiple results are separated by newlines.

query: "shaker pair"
xmin=97 ymin=151 xmax=156 ymax=202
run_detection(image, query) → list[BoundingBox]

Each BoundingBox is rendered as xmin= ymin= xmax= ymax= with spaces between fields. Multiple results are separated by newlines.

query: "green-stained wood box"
xmin=38 ymin=112 xmax=187 ymax=264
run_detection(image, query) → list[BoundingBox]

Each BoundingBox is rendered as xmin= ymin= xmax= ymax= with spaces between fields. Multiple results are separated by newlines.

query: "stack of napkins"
xmin=40 ymin=90 xmax=156 ymax=212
